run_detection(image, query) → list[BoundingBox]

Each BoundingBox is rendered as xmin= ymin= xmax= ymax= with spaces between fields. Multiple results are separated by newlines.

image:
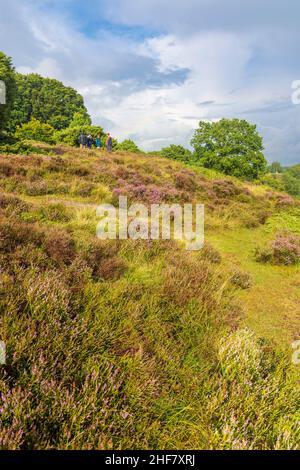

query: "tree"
xmin=7 ymin=73 xmax=90 ymax=132
xmin=116 ymin=139 xmax=141 ymax=153
xmin=55 ymin=124 xmax=104 ymax=147
xmin=160 ymin=144 xmax=192 ymax=162
xmin=269 ymin=161 xmax=283 ymax=174
xmin=14 ymin=118 xmax=55 ymax=144
xmin=0 ymin=52 xmax=16 ymax=133
xmin=69 ymin=111 xmax=91 ymax=128
xmin=191 ymin=118 xmax=267 ymax=179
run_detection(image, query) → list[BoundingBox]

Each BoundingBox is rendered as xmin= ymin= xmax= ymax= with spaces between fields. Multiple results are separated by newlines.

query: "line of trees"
xmin=1 ymin=50 xmax=271 ymax=180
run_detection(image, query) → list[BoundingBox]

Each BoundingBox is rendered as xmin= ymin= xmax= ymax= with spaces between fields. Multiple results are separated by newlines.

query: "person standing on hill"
xmin=106 ymin=133 xmax=112 ymax=152
xmin=87 ymin=134 xmax=93 ymax=149
xmin=79 ymin=132 xmax=87 ymax=149
xmin=95 ymin=134 xmax=102 ymax=150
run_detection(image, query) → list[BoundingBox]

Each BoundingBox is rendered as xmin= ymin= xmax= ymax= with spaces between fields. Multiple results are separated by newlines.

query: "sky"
xmin=1 ymin=0 xmax=300 ymax=164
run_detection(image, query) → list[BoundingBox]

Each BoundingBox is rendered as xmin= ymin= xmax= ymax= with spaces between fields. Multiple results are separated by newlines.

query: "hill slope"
xmin=0 ymin=144 xmax=299 ymax=449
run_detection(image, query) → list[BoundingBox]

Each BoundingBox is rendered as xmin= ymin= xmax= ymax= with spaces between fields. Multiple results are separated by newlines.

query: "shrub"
xmin=199 ymin=242 xmax=222 ymax=264
xmin=230 ymin=269 xmax=252 ymax=289
xmin=173 ymin=171 xmax=197 ymax=192
xmin=14 ymin=118 xmax=55 ymax=144
xmin=116 ymin=139 xmax=141 ymax=153
xmin=255 ymin=231 xmax=300 ymax=265
xmin=55 ymin=125 xmax=104 ymax=147
xmin=44 ymin=228 xmax=76 ymax=265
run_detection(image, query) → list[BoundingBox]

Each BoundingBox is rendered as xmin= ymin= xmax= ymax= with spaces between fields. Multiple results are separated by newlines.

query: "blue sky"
xmin=1 ymin=0 xmax=300 ymax=164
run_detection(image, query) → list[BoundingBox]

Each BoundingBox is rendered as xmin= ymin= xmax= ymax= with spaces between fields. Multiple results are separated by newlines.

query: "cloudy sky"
xmin=1 ymin=0 xmax=300 ymax=164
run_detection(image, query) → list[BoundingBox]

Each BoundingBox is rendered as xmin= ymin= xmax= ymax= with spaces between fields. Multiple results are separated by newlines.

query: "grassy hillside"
xmin=0 ymin=144 xmax=299 ymax=449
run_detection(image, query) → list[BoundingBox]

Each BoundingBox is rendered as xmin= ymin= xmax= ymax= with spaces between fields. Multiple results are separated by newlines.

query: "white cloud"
xmin=0 ymin=0 xmax=300 ymax=163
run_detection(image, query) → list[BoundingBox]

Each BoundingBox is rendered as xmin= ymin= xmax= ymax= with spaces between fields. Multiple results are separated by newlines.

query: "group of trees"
xmin=263 ymin=162 xmax=300 ymax=198
xmin=1 ymin=50 xmax=272 ymax=180
xmin=162 ymin=119 xmax=267 ymax=179
xmin=0 ymin=51 xmax=143 ymax=153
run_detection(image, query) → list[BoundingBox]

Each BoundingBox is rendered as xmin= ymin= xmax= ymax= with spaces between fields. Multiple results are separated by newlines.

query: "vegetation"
xmin=160 ymin=144 xmax=192 ymax=162
xmin=0 ymin=144 xmax=299 ymax=450
xmin=0 ymin=52 xmax=16 ymax=133
xmin=14 ymin=118 xmax=56 ymax=144
xmin=255 ymin=231 xmax=300 ymax=265
xmin=261 ymin=163 xmax=300 ymax=199
xmin=116 ymin=139 xmax=141 ymax=153
xmin=7 ymin=72 xmax=90 ymax=132
xmin=191 ymin=118 xmax=267 ymax=179
xmin=0 ymin=50 xmax=299 ymax=450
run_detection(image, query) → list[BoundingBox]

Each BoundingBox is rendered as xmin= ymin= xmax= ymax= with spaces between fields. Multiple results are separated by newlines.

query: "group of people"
xmin=78 ymin=132 xmax=113 ymax=152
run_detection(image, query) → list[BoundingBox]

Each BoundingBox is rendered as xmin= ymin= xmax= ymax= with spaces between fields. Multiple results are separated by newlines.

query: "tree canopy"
xmin=7 ymin=73 xmax=90 ymax=132
xmin=191 ymin=118 xmax=267 ymax=179
xmin=160 ymin=144 xmax=192 ymax=162
xmin=117 ymin=139 xmax=141 ymax=153
xmin=0 ymin=52 xmax=16 ymax=133
xmin=15 ymin=118 xmax=55 ymax=144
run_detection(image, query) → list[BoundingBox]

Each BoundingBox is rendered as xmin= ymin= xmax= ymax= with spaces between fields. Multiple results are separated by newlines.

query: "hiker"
xmin=87 ymin=134 xmax=93 ymax=149
xmin=106 ymin=133 xmax=112 ymax=152
xmin=95 ymin=134 xmax=102 ymax=150
xmin=79 ymin=132 xmax=87 ymax=149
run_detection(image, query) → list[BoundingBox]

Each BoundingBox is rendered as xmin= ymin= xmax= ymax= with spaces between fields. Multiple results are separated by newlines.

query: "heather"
xmin=0 ymin=144 xmax=299 ymax=449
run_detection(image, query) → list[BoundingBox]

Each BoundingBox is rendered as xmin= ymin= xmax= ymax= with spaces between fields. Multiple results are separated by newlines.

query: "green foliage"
xmin=0 ymin=52 xmax=16 ymax=133
xmin=268 ymin=161 xmax=283 ymax=173
xmin=191 ymin=118 xmax=267 ymax=179
xmin=8 ymin=73 xmax=90 ymax=132
xmin=14 ymin=118 xmax=55 ymax=144
xmin=116 ymin=139 xmax=141 ymax=153
xmin=262 ymin=164 xmax=300 ymax=198
xmin=69 ymin=111 xmax=91 ymax=128
xmin=160 ymin=144 xmax=192 ymax=162
xmin=0 ymin=140 xmax=50 ymax=156
xmin=259 ymin=173 xmax=285 ymax=191
xmin=281 ymin=171 xmax=300 ymax=197
xmin=55 ymin=125 xmax=104 ymax=146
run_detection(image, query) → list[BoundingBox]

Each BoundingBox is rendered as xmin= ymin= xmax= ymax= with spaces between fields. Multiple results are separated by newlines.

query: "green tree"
xmin=160 ymin=144 xmax=192 ymax=162
xmin=69 ymin=111 xmax=91 ymax=128
xmin=55 ymin=125 xmax=104 ymax=147
xmin=191 ymin=118 xmax=267 ymax=179
xmin=15 ymin=118 xmax=55 ymax=144
xmin=116 ymin=139 xmax=141 ymax=153
xmin=0 ymin=52 xmax=16 ymax=133
xmin=8 ymin=73 xmax=90 ymax=132
xmin=269 ymin=161 xmax=283 ymax=174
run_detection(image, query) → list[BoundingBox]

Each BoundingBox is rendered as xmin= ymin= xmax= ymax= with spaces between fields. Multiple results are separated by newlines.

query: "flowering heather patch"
xmin=112 ymin=182 xmax=186 ymax=204
xmin=255 ymin=231 xmax=300 ymax=265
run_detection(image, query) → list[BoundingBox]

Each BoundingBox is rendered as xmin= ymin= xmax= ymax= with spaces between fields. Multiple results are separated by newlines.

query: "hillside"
xmin=0 ymin=144 xmax=299 ymax=449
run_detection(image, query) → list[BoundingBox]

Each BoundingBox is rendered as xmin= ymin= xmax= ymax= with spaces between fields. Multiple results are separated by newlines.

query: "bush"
xmin=116 ymin=139 xmax=141 ymax=153
xmin=255 ymin=231 xmax=300 ymax=265
xmin=55 ymin=125 xmax=104 ymax=147
xmin=14 ymin=118 xmax=55 ymax=144
xmin=44 ymin=228 xmax=76 ymax=265
xmin=230 ymin=269 xmax=252 ymax=289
